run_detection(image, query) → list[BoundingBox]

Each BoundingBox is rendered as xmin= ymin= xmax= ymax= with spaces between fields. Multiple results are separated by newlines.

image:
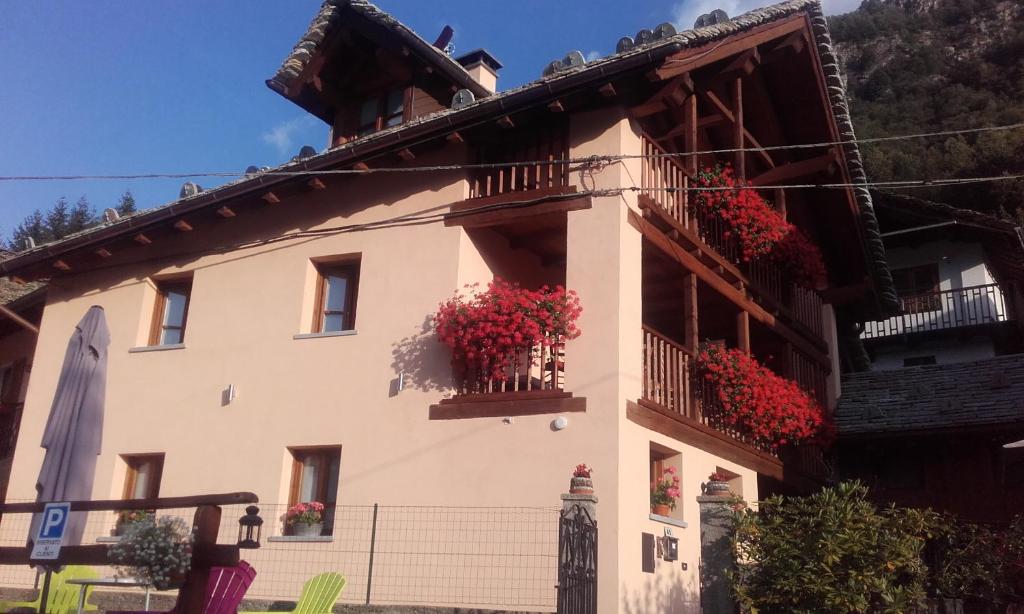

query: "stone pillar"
xmin=561 ymin=491 xmax=598 ymax=520
xmin=698 ymin=495 xmax=736 ymax=614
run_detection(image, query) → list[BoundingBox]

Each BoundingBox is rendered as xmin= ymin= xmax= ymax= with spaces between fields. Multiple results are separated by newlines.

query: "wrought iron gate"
xmin=557 ymin=503 xmax=598 ymax=614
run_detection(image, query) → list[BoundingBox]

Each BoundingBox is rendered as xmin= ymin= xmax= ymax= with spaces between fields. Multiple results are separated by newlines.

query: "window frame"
xmin=121 ymin=453 xmax=165 ymax=500
xmin=355 ymin=86 xmax=409 ymax=137
xmin=287 ymin=446 xmax=341 ymax=535
xmin=312 ymin=261 xmax=360 ymax=334
xmin=892 ymin=264 xmax=941 ymax=314
xmin=149 ymin=278 xmax=193 ymax=346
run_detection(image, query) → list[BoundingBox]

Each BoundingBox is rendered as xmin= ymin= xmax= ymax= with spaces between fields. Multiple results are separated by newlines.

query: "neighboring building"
xmin=838 ymin=191 xmax=1024 ymax=524
xmin=0 ymin=1 xmax=893 ymax=611
xmin=0 ymin=252 xmax=45 ymax=503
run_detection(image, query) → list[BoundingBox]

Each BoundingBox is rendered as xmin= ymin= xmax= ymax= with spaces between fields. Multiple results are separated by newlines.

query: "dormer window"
xmin=357 ymin=87 xmax=406 ymax=137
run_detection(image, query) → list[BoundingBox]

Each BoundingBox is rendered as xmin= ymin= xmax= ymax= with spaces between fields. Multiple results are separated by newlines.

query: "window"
xmin=122 ymin=454 xmax=164 ymax=500
xmin=892 ymin=264 xmax=940 ymax=313
xmin=288 ymin=447 xmax=341 ymax=535
xmin=313 ymin=261 xmax=360 ymax=333
xmin=149 ymin=278 xmax=192 ymax=345
xmin=357 ymin=87 xmax=406 ymax=137
xmin=649 ymin=443 xmax=683 ymax=522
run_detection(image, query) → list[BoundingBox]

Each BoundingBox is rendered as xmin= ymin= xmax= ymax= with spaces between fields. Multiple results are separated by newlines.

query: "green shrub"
xmin=730 ymin=482 xmax=943 ymax=613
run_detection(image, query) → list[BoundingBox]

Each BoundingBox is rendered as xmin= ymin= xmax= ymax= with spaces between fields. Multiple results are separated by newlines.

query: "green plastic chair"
xmin=239 ymin=572 xmax=345 ymax=614
xmin=0 ymin=565 xmax=99 ymax=613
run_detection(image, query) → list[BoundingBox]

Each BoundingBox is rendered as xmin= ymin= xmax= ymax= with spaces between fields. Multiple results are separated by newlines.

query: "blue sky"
xmin=0 ymin=0 xmax=859 ymax=241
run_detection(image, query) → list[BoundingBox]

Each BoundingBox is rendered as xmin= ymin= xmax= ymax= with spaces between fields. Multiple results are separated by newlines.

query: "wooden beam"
xmin=702 ymin=90 xmax=775 ymax=168
xmin=732 ymin=78 xmax=745 ymax=179
xmin=216 ymin=206 xmax=236 ymax=218
xmin=598 ymin=83 xmax=617 ymax=98
xmin=721 ymin=48 xmax=761 ymax=76
xmin=447 ymin=194 xmax=591 ymax=228
xmin=173 ymin=220 xmax=193 ymax=232
xmin=134 ymin=233 xmax=152 ymax=245
xmin=631 ymin=73 xmax=693 ymax=117
xmin=654 ymin=15 xmax=806 ymax=80
xmin=627 ymin=400 xmax=783 ymax=479
xmin=497 ymin=115 xmax=515 ymax=129
xmin=52 ymin=260 xmax=71 ymax=272
xmin=685 ymin=93 xmax=698 ymax=175
xmin=768 ymin=31 xmax=807 ymax=57
xmin=0 ymin=304 xmax=39 ymax=335
xmin=547 ymin=99 xmax=565 ymax=112
xmin=683 ymin=273 xmax=698 ymax=352
xmin=397 ymin=148 xmax=415 ymax=161
xmin=261 ymin=192 xmax=281 ymax=204
xmin=446 ymin=131 xmax=464 ymax=143
xmin=749 ymin=150 xmax=838 ymax=186
xmin=94 ymin=248 xmax=112 ymax=258
xmin=307 ymin=177 xmax=326 ymax=190
xmin=430 ymin=392 xmax=586 ymax=420
xmin=352 ymin=162 xmax=370 ymax=172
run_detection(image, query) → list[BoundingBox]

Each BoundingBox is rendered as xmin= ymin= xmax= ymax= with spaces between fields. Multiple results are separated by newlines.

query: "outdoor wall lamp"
xmin=237 ymin=505 xmax=263 ymax=549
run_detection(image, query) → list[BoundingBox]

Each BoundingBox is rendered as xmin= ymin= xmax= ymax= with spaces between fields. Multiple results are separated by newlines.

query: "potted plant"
xmin=113 ymin=509 xmax=153 ymax=536
xmin=570 ymin=464 xmax=593 ymax=494
xmin=109 ymin=516 xmax=193 ymax=590
xmin=705 ymin=471 xmax=731 ymax=496
xmin=286 ymin=501 xmax=325 ymax=537
xmin=650 ymin=466 xmax=681 ymax=516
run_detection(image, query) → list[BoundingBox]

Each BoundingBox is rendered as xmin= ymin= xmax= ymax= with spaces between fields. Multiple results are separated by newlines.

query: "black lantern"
xmin=237 ymin=505 xmax=263 ymax=549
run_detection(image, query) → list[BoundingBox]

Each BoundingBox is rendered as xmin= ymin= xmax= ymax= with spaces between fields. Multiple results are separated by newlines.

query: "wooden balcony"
xmin=469 ymin=126 xmax=569 ymax=199
xmin=637 ymin=326 xmax=827 ymax=482
xmin=429 ymin=338 xmax=585 ymax=419
xmin=861 ymin=283 xmax=1015 ymax=340
xmin=638 ymin=135 xmax=824 ymax=341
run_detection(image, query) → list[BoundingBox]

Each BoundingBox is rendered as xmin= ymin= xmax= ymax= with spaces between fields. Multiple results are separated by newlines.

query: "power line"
xmin=0 ymin=122 xmax=1021 ymax=183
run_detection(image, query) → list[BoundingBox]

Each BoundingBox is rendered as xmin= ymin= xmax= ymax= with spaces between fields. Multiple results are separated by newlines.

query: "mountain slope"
xmin=828 ymin=0 xmax=1024 ymax=217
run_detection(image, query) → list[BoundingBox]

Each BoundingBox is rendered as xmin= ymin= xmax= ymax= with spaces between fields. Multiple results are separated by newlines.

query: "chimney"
xmin=455 ymin=49 xmax=503 ymax=94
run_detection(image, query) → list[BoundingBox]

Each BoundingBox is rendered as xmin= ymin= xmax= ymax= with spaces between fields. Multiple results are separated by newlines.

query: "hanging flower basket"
xmin=696 ymin=344 xmax=824 ymax=451
xmin=108 ymin=516 xmax=193 ymax=590
xmin=433 ymin=279 xmax=582 ymax=389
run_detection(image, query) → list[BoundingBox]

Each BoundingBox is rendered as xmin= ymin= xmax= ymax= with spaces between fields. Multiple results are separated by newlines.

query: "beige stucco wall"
xmin=3 ymin=108 xmax=772 ymax=610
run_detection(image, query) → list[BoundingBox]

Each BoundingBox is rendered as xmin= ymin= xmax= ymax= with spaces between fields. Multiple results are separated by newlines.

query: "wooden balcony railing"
xmin=639 ymin=134 xmax=824 ymax=340
xmin=862 ymin=283 xmax=1014 ymax=340
xmin=470 ymin=127 xmax=569 ymax=199
xmin=640 ymin=326 xmax=830 ymax=474
xmin=452 ymin=338 xmax=565 ymax=396
xmin=642 ymin=325 xmax=696 ymax=418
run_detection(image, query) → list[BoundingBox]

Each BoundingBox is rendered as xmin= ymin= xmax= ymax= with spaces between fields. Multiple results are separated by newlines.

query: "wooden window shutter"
xmin=1 ymin=360 xmax=27 ymax=406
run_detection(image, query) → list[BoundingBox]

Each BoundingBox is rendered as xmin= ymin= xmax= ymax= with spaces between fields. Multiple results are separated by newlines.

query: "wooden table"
xmin=66 ymin=576 xmax=153 ymax=613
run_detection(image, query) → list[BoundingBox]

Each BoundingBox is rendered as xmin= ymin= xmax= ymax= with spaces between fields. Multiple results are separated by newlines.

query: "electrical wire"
xmin=0 ymin=122 xmax=1020 ymax=183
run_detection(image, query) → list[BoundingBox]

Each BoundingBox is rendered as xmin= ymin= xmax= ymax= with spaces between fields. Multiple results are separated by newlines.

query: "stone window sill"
xmin=129 ymin=344 xmax=186 ymax=353
xmin=267 ymin=535 xmax=334 ymax=543
xmin=649 ymin=513 xmax=688 ymax=529
xmin=292 ymin=330 xmax=357 ymax=340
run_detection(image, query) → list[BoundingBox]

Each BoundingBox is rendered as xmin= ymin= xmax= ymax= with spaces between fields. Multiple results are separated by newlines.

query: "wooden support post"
xmin=173 ymin=220 xmax=193 ymax=232
xmin=684 ymin=94 xmax=698 ymax=177
xmin=352 ymin=162 xmax=370 ymax=172
xmin=547 ymin=100 xmax=565 ymax=112
xmin=737 ymin=310 xmax=750 ymax=354
xmin=94 ymin=248 xmax=112 ymax=258
xmin=216 ymin=206 xmax=236 ymax=218
xmin=52 ymin=260 xmax=71 ymax=272
xmin=307 ymin=177 xmax=326 ymax=190
xmin=445 ymin=131 xmax=464 ymax=143
xmin=732 ymin=77 xmax=745 ymax=180
xmin=775 ymin=188 xmax=787 ymax=219
xmin=683 ymin=273 xmax=699 ymax=352
xmin=261 ymin=192 xmax=281 ymax=204
xmin=176 ymin=505 xmax=221 ymax=613
xmin=134 ymin=233 xmax=152 ymax=245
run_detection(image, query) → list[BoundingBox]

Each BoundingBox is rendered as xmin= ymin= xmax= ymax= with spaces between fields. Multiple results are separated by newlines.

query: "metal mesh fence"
xmin=0 ymin=502 xmax=560 ymax=611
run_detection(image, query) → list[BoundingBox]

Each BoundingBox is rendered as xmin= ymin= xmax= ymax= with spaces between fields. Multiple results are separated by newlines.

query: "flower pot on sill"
xmin=570 ymin=476 xmax=594 ymax=495
xmin=651 ymin=504 xmax=671 ymax=517
xmin=291 ymin=522 xmax=323 ymax=537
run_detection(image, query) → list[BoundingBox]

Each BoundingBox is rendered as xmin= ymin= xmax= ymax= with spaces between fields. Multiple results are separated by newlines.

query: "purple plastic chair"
xmin=109 ymin=561 xmax=257 ymax=614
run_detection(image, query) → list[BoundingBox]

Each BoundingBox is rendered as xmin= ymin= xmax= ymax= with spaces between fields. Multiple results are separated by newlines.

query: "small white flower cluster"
xmin=108 ymin=516 xmax=194 ymax=590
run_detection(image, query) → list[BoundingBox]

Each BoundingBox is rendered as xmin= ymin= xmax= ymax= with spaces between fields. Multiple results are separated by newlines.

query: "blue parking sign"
xmin=31 ymin=502 xmax=70 ymax=560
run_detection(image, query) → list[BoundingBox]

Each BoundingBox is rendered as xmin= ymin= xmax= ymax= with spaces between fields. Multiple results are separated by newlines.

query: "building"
xmin=0 ymin=253 xmax=44 ymax=504
xmin=837 ymin=191 xmax=1024 ymax=524
xmin=0 ymin=1 xmax=894 ymax=611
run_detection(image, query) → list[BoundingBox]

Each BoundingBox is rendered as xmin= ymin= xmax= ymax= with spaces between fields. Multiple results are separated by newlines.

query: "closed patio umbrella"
xmin=32 ymin=305 xmax=110 ymax=546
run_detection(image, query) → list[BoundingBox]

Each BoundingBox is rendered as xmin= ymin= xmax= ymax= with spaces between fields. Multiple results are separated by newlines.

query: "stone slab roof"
xmin=837 ymin=353 xmax=1024 ymax=436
